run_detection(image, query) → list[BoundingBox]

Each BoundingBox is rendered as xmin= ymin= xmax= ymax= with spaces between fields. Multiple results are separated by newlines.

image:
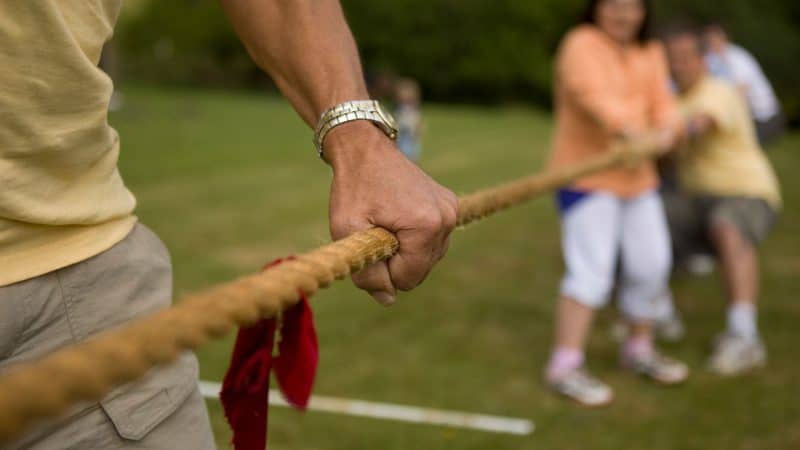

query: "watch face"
xmin=375 ymin=103 xmax=398 ymax=131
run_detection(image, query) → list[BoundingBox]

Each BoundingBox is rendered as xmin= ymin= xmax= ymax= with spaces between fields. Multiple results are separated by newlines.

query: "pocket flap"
xmin=101 ymin=352 xmax=198 ymax=441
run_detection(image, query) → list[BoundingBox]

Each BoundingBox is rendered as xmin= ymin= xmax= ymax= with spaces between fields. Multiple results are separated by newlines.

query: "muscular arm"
xmin=218 ymin=0 xmax=365 ymax=126
xmin=219 ymin=0 xmax=458 ymax=305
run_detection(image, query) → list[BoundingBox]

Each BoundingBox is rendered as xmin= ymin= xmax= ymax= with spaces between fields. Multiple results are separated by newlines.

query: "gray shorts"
xmin=0 ymin=224 xmax=216 ymax=450
xmin=663 ymin=192 xmax=777 ymax=259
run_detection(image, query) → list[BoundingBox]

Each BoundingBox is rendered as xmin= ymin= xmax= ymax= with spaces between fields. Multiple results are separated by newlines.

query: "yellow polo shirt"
xmin=677 ymin=76 xmax=781 ymax=208
xmin=0 ymin=0 xmax=137 ymax=287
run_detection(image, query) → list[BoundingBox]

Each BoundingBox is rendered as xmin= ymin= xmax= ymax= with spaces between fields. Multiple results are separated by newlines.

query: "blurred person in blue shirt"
xmin=704 ymin=22 xmax=785 ymax=147
xmin=394 ymin=78 xmax=424 ymax=162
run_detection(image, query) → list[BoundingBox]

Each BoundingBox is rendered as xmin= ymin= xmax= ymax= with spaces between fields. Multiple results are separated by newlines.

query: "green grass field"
xmin=112 ymin=85 xmax=799 ymax=450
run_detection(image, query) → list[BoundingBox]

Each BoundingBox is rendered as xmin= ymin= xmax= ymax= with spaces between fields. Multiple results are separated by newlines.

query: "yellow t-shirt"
xmin=0 ymin=0 xmax=137 ymax=287
xmin=677 ymin=76 xmax=781 ymax=208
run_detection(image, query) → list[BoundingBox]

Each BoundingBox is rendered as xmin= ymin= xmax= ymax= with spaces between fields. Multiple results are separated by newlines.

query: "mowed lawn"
xmin=112 ymin=85 xmax=800 ymax=450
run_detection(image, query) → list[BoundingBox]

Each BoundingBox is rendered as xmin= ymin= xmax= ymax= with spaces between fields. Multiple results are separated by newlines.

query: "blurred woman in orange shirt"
xmin=544 ymin=0 xmax=687 ymax=406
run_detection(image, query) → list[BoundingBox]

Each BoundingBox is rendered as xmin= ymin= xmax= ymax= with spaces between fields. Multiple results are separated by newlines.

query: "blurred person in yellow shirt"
xmin=663 ymin=23 xmax=781 ymax=376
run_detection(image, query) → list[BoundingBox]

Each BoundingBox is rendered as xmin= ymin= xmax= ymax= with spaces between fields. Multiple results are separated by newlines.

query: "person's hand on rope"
xmin=654 ymin=124 xmax=685 ymax=154
xmin=218 ymin=0 xmax=458 ymax=305
xmin=325 ymin=121 xmax=459 ymax=306
xmin=614 ymin=126 xmax=682 ymax=167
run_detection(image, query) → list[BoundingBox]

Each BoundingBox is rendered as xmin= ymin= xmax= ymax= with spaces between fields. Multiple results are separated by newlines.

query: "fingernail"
xmin=371 ymin=291 xmax=396 ymax=306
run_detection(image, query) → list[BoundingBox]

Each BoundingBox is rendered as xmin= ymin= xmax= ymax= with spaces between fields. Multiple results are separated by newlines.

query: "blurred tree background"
xmin=116 ymin=0 xmax=800 ymax=121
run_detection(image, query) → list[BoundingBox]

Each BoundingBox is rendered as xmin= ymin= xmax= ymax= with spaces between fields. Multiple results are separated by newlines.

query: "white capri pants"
xmin=559 ymin=190 xmax=674 ymax=321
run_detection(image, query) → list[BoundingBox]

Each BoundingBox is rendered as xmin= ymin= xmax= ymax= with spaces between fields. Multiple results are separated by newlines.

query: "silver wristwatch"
xmin=313 ymin=100 xmax=398 ymax=159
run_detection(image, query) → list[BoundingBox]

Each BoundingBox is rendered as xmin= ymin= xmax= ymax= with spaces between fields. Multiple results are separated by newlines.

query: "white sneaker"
xmin=548 ymin=368 xmax=614 ymax=407
xmin=622 ymin=351 xmax=690 ymax=385
xmin=708 ymin=333 xmax=766 ymax=376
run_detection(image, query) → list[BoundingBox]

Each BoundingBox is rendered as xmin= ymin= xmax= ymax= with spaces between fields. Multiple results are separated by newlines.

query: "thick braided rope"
xmin=0 ymin=142 xmax=658 ymax=441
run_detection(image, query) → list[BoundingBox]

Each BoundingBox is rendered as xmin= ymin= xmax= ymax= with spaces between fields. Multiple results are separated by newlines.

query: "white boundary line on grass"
xmin=198 ymin=380 xmax=534 ymax=436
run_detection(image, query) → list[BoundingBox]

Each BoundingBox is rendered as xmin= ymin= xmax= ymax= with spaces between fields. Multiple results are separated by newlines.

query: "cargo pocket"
xmin=101 ymin=351 xmax=199 ymax=441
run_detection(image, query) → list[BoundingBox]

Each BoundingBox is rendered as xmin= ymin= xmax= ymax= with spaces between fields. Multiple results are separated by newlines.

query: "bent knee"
xmin=560 ymin=273 xmax=614 ymax=309
xmin=623 ymin=247 xmax=672 ymax=286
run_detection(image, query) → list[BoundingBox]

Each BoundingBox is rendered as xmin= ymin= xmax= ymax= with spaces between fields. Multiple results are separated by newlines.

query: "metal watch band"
xmin=313 ymin=100 xmax=398 ymax=159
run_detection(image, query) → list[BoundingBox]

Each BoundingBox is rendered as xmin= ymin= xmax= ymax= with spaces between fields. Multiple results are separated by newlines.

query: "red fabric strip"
xmin=220 ymin=258 xmax=318 ymax=450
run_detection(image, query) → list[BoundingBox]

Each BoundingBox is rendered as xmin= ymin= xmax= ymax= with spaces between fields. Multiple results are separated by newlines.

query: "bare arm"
xmin=648 ymin=43 xmax=683 ymax=150
xmin=558 ymin=36 xmax=632 ymax=136
xmin=219 ymin=0 xmax=364 ymax=126
xmin=219 ymin=0 xmax=458 ymax=305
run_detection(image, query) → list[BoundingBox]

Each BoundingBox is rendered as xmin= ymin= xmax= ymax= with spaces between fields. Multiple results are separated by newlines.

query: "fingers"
xmin=327 ymin=141 xmax=459 ymax=304
xmin=388 ymin=219 xmax=442 ymax=291
xmin=351 ymin=261 xmax=396 ymax=306
xmin=331 ymin=215 xmax=398 ymax=306
xmin=388 ymin=188 xmax=458 ymax=291
xmin=434 ymin=187 xmax=459 ymax=261
xmin=441 ymin=187 xmax=460 ymax=230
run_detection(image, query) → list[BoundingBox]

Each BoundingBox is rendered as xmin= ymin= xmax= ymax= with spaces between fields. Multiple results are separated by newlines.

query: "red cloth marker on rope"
xmin=220 ymin=258 xmax=318 ymax=450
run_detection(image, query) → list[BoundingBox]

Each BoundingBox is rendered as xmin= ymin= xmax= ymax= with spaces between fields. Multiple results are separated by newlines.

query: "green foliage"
xmin=340 ymin=0 xmax=583 ymax=104
xmin=117 ymin=0 xmax=265 ymax=87
xmin=115 ymin=0 xmax=800 ymax=119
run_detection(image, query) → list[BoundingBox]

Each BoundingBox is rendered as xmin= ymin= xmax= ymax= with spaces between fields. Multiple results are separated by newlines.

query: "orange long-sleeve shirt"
xmin=549 ymin=25 xmax=679 ymax=197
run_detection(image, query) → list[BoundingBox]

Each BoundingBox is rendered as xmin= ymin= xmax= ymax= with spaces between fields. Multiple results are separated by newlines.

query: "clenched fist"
xmin=324 ymin=121 xmax=458 ymax=306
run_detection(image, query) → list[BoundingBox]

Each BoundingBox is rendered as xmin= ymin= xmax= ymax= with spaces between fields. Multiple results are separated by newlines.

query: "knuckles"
xmin=441 ymin=204 xmax=458 ymax=231
xmin=410 ymin=192 xmax=459 ymax=235
xmin=330 ymin=214 xmax=366 ymax=237
xmin=413 ymin=209 xmax=445 ymax=233
xmin=442 ymin=190 xmax=460 ymax=229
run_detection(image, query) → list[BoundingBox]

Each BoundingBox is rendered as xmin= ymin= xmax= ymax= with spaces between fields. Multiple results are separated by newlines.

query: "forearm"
xmin=562 ymin=80 xmax=631 ymax=136
xmin=220 ymin=1 xmax=458 ymax=304
xmin=650 ymin=86 xmax=681 ymax=133
xmin=559 ymin=50 xmax=632 ymax=136
xmin=219 ymin=0 xmax=368 ymax=126
xmin=649 ymin=44 xmax=681 ymax=132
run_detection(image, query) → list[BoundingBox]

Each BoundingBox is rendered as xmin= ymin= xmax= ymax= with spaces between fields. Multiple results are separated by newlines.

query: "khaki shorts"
xmin=663 ymin=192 xmax=778 ymax=259
xmin=0 ymin=224 xmax=215 ymax=450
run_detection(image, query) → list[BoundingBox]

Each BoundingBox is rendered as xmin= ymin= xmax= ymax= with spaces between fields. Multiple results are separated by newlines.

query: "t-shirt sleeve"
xmin=556 ymin=30 xmax=630 ymax=134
